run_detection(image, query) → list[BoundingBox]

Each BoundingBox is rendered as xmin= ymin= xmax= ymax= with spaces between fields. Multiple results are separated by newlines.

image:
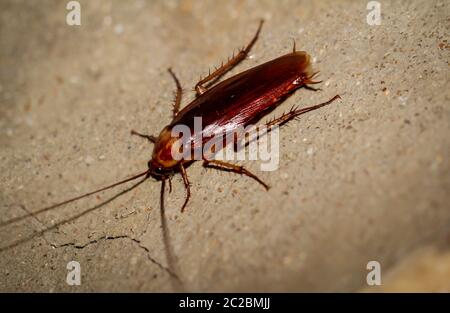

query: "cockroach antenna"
xmin=0 ymin=170 xmax=152 ymax=252
xmin=0 ymin=169 xmax=151 ymax=228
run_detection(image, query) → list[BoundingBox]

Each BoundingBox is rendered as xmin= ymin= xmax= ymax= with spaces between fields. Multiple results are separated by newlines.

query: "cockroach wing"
xmin=170 ymin=51 xmax=313 ymax=151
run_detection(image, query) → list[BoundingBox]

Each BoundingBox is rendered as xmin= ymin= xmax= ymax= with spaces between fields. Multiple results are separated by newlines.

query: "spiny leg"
xmin=130 ymin=130 xmax=157 ymax=143
xmin=195 ymin=20 xmax=264 ymax=96
xmin=168 ymin=68 xmax=183 ymax=118
xmin=203 ymin=159 xmax=269 ymax=190
xmin=266 ymin=95 xmax=340 ymax=128
xmin=179 ymin=163 xmax=191 ymax=212
xmin=246 ymin=95 xmax=341 ymax=146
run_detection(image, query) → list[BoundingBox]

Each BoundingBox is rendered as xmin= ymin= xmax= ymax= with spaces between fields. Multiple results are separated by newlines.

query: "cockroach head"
xmin=147 ymin=159 xmax=172 ymax=180
xmin=147 ymin=126 xmax=180 ymax=180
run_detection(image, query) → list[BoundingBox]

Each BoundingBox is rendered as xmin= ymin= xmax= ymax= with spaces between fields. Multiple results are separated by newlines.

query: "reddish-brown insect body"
xmin=143 ymin=21 xmax=339 ymax=212
xmin=1 ymin=20 xmax=340 ymax=252
xmin=153 ymin=51 xmax=315 ymax=173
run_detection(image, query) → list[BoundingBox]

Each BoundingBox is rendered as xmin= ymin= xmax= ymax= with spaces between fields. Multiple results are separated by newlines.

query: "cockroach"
xmin=1 ymin=20 xmax=340 ymax=251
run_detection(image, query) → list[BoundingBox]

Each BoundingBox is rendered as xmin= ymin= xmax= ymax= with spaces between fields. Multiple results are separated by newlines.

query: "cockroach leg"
xmin=168 ymin=68 xmax=183 ymax=117
xmin=241 ymin=95 xmax=341 ymax=149
xmin=179 ymin=163 xmax=191 ymax=212
xmin=195 ymin=20 xmax=264 ymax=96
xmin=268 ymin=95 xmax=340 ymax=127
xmin=130 ymin=130 xmax=157 ymax=143
xmin=203 ymin=159 xmax=269 ymax=191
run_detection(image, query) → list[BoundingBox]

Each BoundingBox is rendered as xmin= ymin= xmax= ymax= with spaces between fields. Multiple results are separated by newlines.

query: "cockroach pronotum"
xmin=1 ymin=20 xmax=340 ymax=252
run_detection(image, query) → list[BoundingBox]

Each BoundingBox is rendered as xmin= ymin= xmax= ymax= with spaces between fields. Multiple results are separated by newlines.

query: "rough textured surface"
xmin=0 ymin=0 xmax=449 ymax=292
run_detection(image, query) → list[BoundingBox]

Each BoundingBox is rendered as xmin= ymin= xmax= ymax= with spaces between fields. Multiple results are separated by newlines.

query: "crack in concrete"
xmin=51 ymin=234 xmax=181 ymax=282
xmin=10 ymin=203 xmax=181 ymax=283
